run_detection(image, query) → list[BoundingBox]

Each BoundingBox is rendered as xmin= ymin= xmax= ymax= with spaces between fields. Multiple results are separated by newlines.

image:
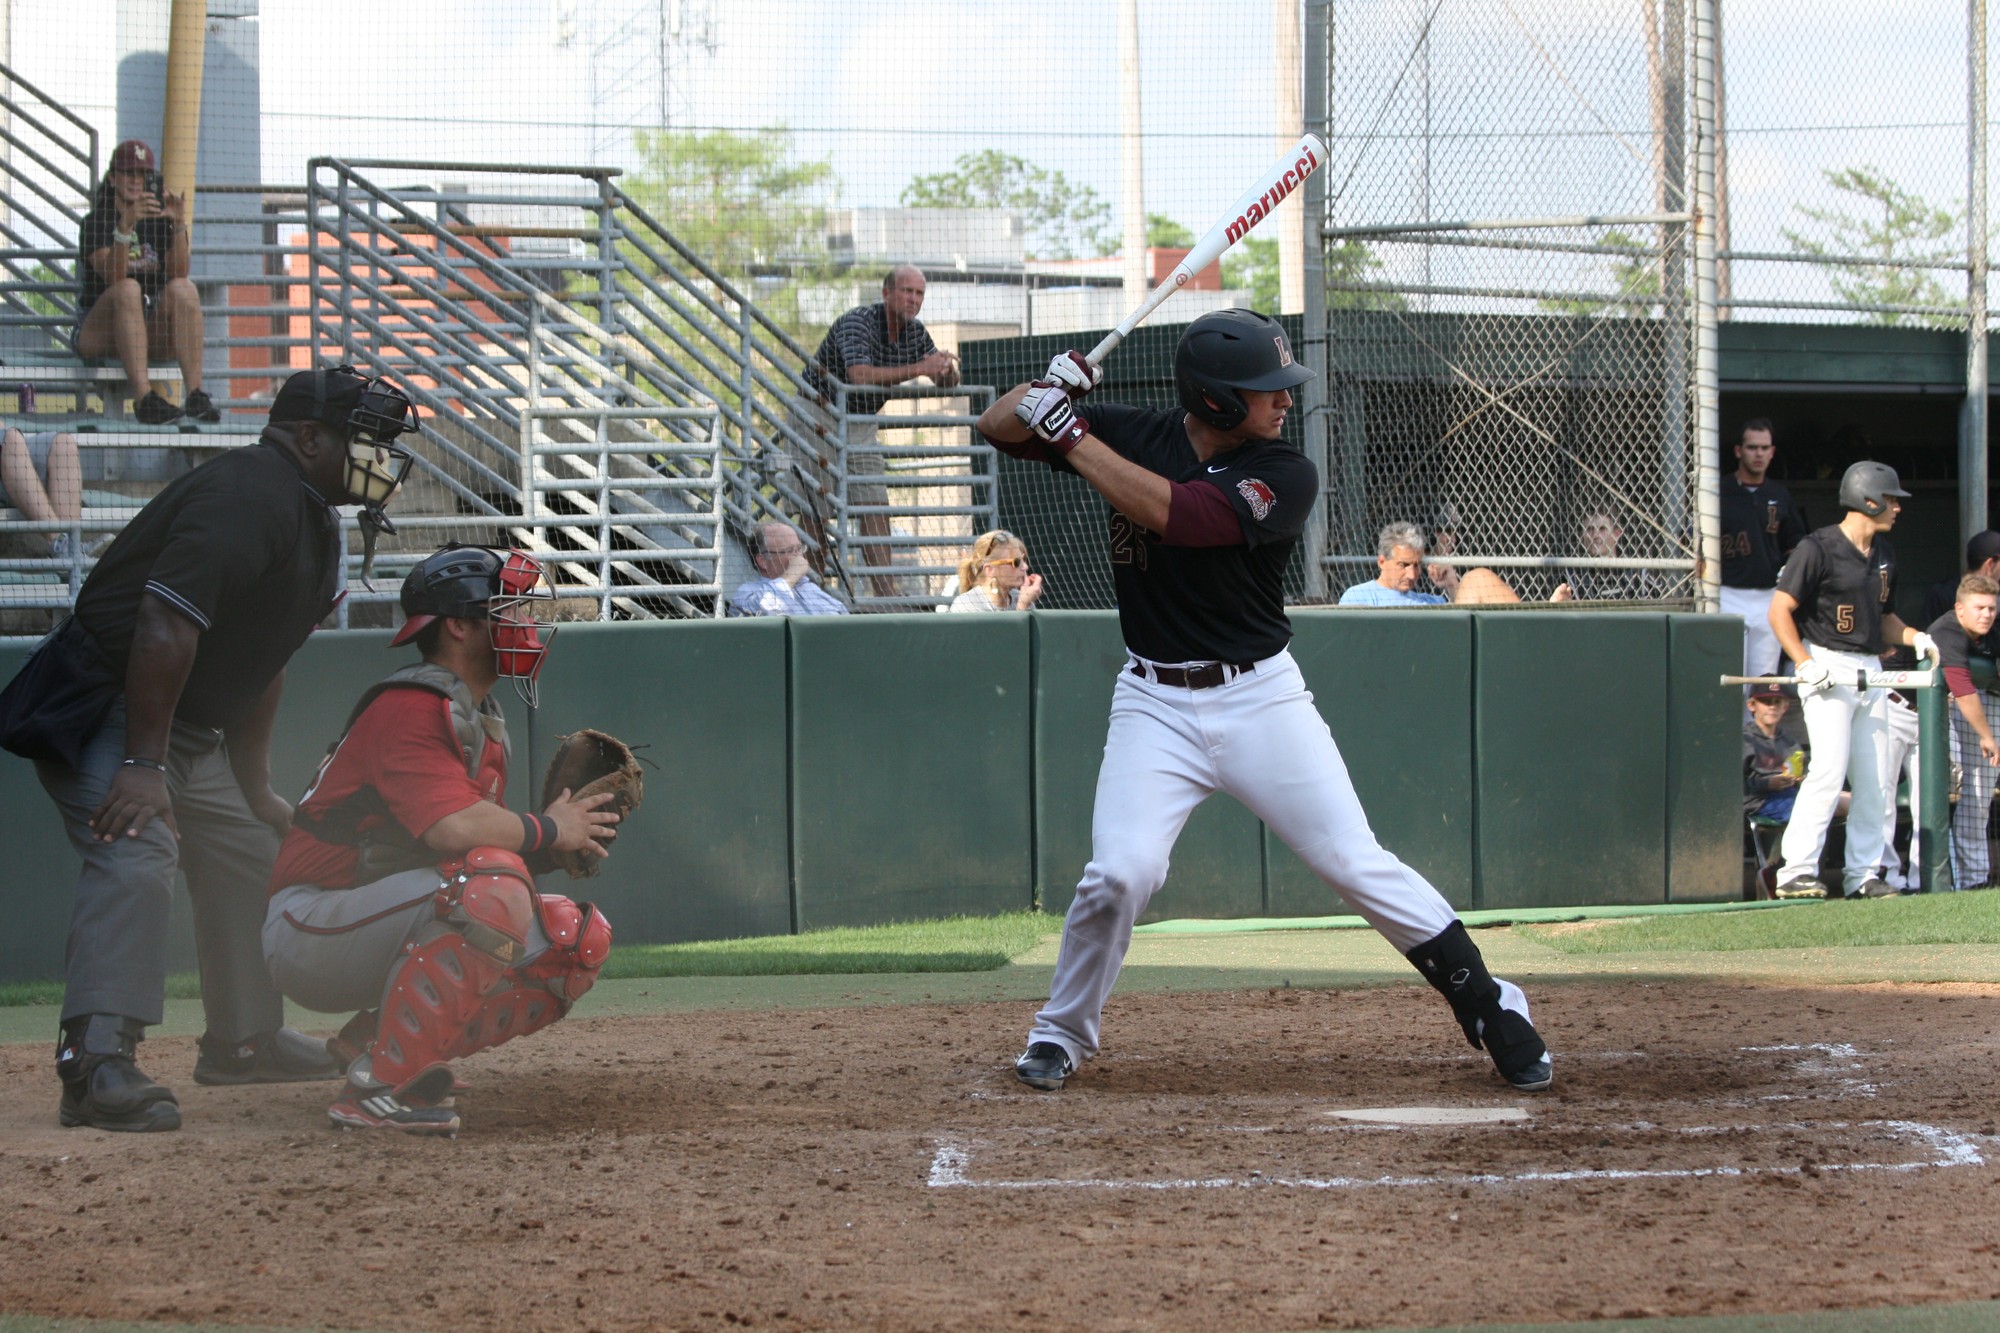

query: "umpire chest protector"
xmin=293 ymin=663 xmax=511 ymax=882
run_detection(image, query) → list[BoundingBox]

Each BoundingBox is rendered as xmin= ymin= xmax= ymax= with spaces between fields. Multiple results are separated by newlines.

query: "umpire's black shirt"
xmin=76 ymin=441 xmax=341 ymax=730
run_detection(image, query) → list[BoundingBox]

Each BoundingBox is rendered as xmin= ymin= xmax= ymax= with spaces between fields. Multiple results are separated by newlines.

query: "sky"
xmin=9 ymin=0 xmax=1992 ymax=311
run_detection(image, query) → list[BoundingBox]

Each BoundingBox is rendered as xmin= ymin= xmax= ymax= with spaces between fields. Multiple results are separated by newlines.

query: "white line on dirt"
xmin=925 ymin=1119 xmax=1985 ymax=1191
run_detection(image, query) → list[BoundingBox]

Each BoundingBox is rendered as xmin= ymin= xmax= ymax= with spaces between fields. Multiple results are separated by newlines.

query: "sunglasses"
xmin=985 ymin=555 xmax=1027 ymax=568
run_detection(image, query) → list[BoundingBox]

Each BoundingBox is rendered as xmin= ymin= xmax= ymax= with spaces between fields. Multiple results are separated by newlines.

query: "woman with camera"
xmin=75 ymin=139 xmax=216 ymax=425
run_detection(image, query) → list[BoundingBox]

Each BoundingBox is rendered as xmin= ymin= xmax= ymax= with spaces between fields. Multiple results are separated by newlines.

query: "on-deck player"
xmin=975 ymin=309 xmax=1552 ymax=1094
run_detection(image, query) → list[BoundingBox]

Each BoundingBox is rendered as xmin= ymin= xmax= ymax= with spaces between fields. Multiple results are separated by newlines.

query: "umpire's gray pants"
xmin=265 ymin=869 xmax=556 ymax=1016
xmin=35 ymin=697 xmax=284 ymax=1039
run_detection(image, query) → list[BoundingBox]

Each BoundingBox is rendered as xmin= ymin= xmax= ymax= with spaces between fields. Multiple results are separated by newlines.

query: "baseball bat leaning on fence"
xmin=1084 ymin=132 xmax=1328 ymax=370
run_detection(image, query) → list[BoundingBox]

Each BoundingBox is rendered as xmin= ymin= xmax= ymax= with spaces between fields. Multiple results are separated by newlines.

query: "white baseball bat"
xmin=1720 ymin=669 xmax=1938 ymax=689
xmin=1084 ymin=131 xmax=1330 ymax=369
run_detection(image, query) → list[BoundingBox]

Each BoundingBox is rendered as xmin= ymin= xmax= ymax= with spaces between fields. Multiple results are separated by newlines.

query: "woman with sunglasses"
xmin=948 ymin=529 xmax=1044 ymax=612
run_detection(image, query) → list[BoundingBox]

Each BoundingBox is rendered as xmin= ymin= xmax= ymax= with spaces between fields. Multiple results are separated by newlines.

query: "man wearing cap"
xmin=0 ymin=365 xmax=419 ymax=1131
xmin=1767 ymin=460 xmax=1935 ymax=901
xmin=75 ymin=139 xmax=214 ymax=425
xmin=1720 ymin=419 xmax=1807 ymax=677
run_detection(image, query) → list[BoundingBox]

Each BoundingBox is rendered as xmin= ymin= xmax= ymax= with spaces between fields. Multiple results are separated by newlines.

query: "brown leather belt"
xmin=1132 ymin=661 xmax=1256 ymax=690
xmin=1887 ymin=689 xmax=1916 ymax=711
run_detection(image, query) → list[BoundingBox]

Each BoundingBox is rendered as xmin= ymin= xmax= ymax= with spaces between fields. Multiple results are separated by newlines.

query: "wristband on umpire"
xmin=519 ymin=811 xmax=556 ymax=853
xmin=121 ymin=755 xmax=168 ymax=774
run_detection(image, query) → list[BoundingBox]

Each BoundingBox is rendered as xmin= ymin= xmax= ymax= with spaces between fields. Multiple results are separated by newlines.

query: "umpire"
xmin=0 ymin=365 xmax=418 ymax=1131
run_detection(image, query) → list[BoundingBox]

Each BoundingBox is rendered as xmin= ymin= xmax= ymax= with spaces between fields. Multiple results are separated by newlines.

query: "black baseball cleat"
xmin=1478 ymin=1009 xmax=1553 ymax=1092
xmin=57 ymin=1015 xmax=181 ymax=1132
xmin=1014 ymin=1041 xmax=1074 ymax=1091
xmin=194 ymin=1027 xmax=343 ymax=1085
xmin=1774 ymin=876 xmax=1830 ymax=900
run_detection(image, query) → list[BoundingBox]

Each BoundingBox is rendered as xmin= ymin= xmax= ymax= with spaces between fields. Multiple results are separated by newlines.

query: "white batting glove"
xmin=1044 ymin=350 xmax=1103 ymax=398
xmin=1014 ymin=382 xmax=1089 ymax=453
xmin=1793 ymin=657 xmax=1833 ymax=697
xmin=1911 ymin=631 xmax=1939 ymax=662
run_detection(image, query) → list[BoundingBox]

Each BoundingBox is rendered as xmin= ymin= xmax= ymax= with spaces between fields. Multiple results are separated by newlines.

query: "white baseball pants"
xmin=1948 ymin=692 xmax=2000 ymax=888
xmin=1026 ymin=650 xmax=1490 ymax=1066
xmin=1877 ymin=694 xmax=1919 ymax=887
xmin=1777 ymin=644 xmax=1895 ymax=895
xmin=1721 ymin=586 xmax=1782 ymax=679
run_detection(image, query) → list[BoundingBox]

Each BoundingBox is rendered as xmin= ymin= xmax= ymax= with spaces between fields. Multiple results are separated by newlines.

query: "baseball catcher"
xmin=261 ymin=546 xmax=625 ymax=1134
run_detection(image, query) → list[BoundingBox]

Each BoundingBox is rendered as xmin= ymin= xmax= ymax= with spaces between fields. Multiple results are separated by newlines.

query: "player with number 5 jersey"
xmin=976 ymin=308 xmax=1552 ymax=1095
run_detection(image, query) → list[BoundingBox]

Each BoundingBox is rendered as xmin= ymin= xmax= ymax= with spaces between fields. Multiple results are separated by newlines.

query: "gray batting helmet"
xmin=1837 ymin=460 xmax=1910 ymax=518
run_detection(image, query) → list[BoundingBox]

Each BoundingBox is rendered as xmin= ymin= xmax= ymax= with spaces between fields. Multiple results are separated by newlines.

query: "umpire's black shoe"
xmin=194 ymin=1027 xmax=343 ymax=1085
xmin=57 ymin=1015 xmax=181 ymax=1132
xmin=1014 ymin=1041 xmax=1074 ymax=1091
xmin=1478 ymin=1009 xmax=1554 ymax=1092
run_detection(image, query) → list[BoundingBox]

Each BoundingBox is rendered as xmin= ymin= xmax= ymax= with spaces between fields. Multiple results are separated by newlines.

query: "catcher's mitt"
xmin=540 ymin=728 xmax=646 ymax=879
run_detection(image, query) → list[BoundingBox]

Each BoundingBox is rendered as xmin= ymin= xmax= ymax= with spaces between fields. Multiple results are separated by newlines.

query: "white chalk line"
xmin=925 ymin=1119 xmax=1985 ymax=1191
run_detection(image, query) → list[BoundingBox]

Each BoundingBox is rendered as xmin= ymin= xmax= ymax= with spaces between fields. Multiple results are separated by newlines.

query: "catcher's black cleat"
xmin=1014 ymin=1041 xmax=1073 ymax=1091
xmin=57 ymin=1015 xmax=181 ymax=1132
xmin=328 ymin=1085 xmax=461 ymax=1137
xmin=195 ymin=1027 xmax=344 ymax=1085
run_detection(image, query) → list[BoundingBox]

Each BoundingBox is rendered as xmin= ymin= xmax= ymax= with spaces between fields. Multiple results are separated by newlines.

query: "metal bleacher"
xmin=0 ymin=63 xmax=999 ymax=633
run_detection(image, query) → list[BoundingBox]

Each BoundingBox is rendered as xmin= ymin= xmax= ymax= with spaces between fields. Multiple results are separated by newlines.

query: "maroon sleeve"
xmin=1161 ymin=478 xmax=1246 ymax=548
xmin=1944 ymin=665 xmax=1979 ymax=698
xmin=980 ymin=429 xmax=1062 ymax=468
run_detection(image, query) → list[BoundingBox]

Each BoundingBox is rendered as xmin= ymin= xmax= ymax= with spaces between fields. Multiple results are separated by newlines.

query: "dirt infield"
xmin=0 ymin=979 xmax=1996 ymax=1333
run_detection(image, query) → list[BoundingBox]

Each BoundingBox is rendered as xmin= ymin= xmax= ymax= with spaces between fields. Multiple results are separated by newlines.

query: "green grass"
xmin=1519 ymin=889 xmax=2000 ymax=955
xmin=0 ymin=913 xmax=1057 ymax=1008
xmin=599 ymin=911 xmax=1053 ymax=978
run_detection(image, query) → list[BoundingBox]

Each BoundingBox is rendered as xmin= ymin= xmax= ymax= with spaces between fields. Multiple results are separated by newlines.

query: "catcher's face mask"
xmin=489 ymin=550 xmax=556 ymax=708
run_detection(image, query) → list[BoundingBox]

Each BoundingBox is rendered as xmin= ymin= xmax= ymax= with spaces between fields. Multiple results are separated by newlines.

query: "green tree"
xmin=899 ymin=150 xmax=1112 ymax=259
xmin=1784 ymin=166 xmax=1961 ymax=327
xmin=624 ymin=125 xmax=836 ymax=293
xmin=1145 ymin=213 xmax=1195 ymax=248
xmin=1538 ymin=230 xmax=1657 ymax=318
xmin=1221 ymin=235 xmax=1281 ymax=311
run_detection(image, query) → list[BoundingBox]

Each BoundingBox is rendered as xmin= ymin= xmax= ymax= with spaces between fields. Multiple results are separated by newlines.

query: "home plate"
xmin=1326 ymin=1106 xmax=1530 ymax=1125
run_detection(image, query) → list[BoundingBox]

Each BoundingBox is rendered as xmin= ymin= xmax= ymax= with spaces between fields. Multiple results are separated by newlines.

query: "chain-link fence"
xmin=0 ymin=2 xmax=1990 ymax=627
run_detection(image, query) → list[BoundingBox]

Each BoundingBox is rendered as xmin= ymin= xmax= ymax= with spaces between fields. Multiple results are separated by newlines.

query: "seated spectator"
xmin=0 ymin=427 xmax=82 ymax=557
xmin=949 ymin=529 xmax=1044 ymax=612
xmin=1743 ymin=680 xmax=1854 ymax=900
xmin=75 ymin=140 xmax=216 ymax=425
xmin=1340 ymin=521 xmax=1446 ymax=606
xmin=1920 ymin=529 xmax=2000 ymax=629
xmin=1560 ymin=510 xmax=1666 ymax=601
xmin=727 ymin=520 xmax=848 ymax=617
xmin=1423 ymin=506 xmax=1573 ymax=605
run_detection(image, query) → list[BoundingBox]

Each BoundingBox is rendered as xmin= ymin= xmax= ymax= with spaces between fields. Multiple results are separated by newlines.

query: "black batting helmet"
xmin=1174 ymin=309 xmax=1314 ymax=430
xmin=1837 ymin=460 xmax=1910 ymax=518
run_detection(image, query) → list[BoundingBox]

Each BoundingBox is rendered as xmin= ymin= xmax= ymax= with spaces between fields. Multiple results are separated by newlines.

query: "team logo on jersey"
xmin=1237 ymin=478 xmax=1275 ymax=521
xmin=1764 ymin=500 xmax=1780 ymax=535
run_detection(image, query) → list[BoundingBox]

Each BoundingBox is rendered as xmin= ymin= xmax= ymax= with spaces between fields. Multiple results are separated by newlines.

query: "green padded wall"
xmin=1667 ymin=614 xmax=1746 ymax=902
xmin=1268 ymin=611 xmax=1477 ymax=914
xmin=1476 ymin=613 xmax=1669 ymax=908
xmin=529 ymin=618 xmax=792 ymax=943
xmin=789 ymin=613 xmax=1034 ymax=928
xmin=1031 ymin=611 xmax=1264 ymax=923
xmin=0 ymin=640 xmax=75 ymax=985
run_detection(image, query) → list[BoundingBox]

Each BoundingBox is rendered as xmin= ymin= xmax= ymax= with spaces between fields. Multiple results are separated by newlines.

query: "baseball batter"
xmin=261 ymin=547 xmax=618 ymax=1134
xmin=975 ymin=309 xmax=1552 ymax=1094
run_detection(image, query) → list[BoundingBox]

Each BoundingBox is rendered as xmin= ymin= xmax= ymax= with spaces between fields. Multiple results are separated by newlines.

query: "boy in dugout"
xmin=262 ymin=546 xmax=619 ymax=1135
xmin=1926 ymin=573 xmax=2000 ymax=889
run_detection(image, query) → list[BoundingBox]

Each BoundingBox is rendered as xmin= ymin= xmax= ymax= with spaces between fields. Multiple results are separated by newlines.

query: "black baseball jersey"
xmin=1720 ymin=475 xmax=1806 ymax=589
xmin=1926 ymin=607 xmax=1998 ymax=670
xmin=1775 ymin=526 xmax=1896 ymax=655
xmin=1062 ymin=402 xmax=1317 ymax=663
xmin=75 ymin=442 xmax=342 ymax=729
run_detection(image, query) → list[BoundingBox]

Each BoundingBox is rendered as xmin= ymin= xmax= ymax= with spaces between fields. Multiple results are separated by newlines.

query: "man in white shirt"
xmin=727 ymin=521 xmax=849 ymax=617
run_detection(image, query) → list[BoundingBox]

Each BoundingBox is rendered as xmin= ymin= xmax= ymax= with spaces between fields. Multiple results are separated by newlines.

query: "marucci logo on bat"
xmin=1223 ymin=142 xmax=1324 ymax=245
